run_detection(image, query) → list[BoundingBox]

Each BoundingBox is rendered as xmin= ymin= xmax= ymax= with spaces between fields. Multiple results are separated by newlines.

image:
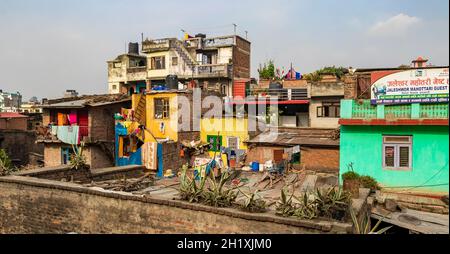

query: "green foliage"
xmin=69 ymin=142 xmax=88 ymax=170
xmin=202 ymin=170 xmax=238 ymax=207
xmin=293 ymin=193 xmax=318 ymax=220
xmin=179 ymin=165 xmax=207 ymax=203
xmin=360 ymin=176 xmax=381 ymax=191
xmin=275 ymin=188 xmax=297 ymax=217
xmin=276 ymin=187 xmax=352 ymax=221
xmin=240 ymin=190 xmax=267 ymax=213
xmin=350 ymin=208 xmax=392 ymax=234
xmin=343 ymin=163 xmax=381 ymax=191
xmin=304 ymin=66 xmax=348 ymax=82
xmin=0 ymin=149 xmax=13 ymax=176
xmin=314 ymin=187 xmax=351 ymax=221
xmin=258 ymin=60 xmax=276 ymax=79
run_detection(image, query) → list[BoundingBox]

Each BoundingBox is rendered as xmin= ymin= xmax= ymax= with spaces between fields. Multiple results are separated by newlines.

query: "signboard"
xmin=370 ymin=68 xmax=449 ymax=105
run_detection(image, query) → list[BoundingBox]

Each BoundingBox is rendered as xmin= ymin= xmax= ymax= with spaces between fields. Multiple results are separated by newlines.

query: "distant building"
xmin=0 ymin=90 xmax=22 ymax=113
xmin=64 ymin=90 xmax=79 ymax=98
xmin=107 ymin=33 xmax=251 ymax=97
xmin=0 ymin=112 xmax=28 ymax=131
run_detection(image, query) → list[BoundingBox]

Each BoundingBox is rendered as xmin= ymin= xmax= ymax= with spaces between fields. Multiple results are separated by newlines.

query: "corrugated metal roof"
xmin=247 ymin=131 xmax=339 ymax=147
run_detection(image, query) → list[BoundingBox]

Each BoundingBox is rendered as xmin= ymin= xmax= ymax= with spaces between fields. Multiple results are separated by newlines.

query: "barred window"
xmin=317 ymin=101 xmax=340 ymax=118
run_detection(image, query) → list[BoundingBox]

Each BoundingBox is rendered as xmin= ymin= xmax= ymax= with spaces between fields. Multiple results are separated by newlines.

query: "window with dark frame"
xmin=317 ymin=101 xmax=340 ymax=118
xmin=154 ymin=98 xmax=170 ymax=119
xmin=382 ymin=136 xmax=412 ymax=170
xmin=172 ymin=57 xmax=178 ymax=66
xmin=151 ymin=56 xmax=166 ymax=70
xmin=227 ymin=136 xmax=239 ymax=150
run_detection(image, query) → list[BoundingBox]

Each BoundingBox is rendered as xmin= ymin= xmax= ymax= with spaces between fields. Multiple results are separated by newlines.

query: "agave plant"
xmin=314 ymin=187 xmax=351 ymax=221
xmin=178 ymin=165 xmax=207 ymax=203
xmin=275 ymin=188 xmax=297 ymax=217
xmin=350 ymin=208 xmax=392 ymax=234
xmin=70 ymin=142 xmax=88 ymax=170
xmin=202 ymin=170 xmax=238 ymax=207
xmin=293 ymin=192 xmax=318 ymax=220
xmin=240 ymin=190 xmax=267 ymax=213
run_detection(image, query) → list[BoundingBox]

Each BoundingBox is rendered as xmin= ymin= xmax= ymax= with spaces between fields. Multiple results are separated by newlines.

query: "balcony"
xmin=126 ymin=66 xmax=147 ymax=81
xmin=246 ymin=88 xmax=308 ymax=101
xmin=194 ymin=64 xmax=231 ymax=78
xmin=142 ymin=38 xmax=172 ymax=53
xmin=36 ymin=125 xmax=89 ymax=144
xmin=339 ymin=99 xmax=449 ymax=126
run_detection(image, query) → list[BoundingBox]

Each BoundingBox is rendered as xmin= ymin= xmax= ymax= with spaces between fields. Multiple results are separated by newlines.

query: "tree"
xmin=0 ymin=149 xmax=12 ymax=176
xmin=258 ymin=60 xmax=276 ymax=79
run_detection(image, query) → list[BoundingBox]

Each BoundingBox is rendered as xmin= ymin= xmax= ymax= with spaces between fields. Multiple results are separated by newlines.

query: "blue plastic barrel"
xmin=251 ymin=162 xmax=260 ymax=172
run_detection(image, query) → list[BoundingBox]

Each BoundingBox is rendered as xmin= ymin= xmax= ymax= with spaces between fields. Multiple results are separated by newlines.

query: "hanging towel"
xmin=51 ymin=126 xmax=58 ymax=136
xmin=56 ymin=126 xmax=79 ymax=145
xmin=142 ymin=142 xmax=158 ymax=170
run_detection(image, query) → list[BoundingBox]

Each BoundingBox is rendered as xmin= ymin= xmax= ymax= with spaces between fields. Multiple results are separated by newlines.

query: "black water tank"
xmin=128 ymin=42 xmax=139 ymax=55
xmin=269 ymin=82 xmax=282 ymax=89
xmin=165 ymin=75 xmax=179 ymax=90
xmin=195 ymin=33 xmax=206 ymax=38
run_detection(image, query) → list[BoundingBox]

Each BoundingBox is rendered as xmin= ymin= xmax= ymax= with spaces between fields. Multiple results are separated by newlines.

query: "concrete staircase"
xmin=134 ymin=95 xmax=146 ymax=126
xmin=171 ymin=40 xmax=197 ymax=72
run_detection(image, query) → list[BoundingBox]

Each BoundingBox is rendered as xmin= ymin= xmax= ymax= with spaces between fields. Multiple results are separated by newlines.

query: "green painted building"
xmin=339 ymin=100 xmax=449 ymax=194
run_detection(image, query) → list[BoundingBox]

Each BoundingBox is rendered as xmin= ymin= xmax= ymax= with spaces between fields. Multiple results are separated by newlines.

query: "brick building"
xmin=38 ymin=94 xmax=131 ymax=169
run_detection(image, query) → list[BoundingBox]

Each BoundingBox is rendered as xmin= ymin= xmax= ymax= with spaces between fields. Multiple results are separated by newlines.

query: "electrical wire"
xmin=382 ymin=161 xmax=449 ymax=192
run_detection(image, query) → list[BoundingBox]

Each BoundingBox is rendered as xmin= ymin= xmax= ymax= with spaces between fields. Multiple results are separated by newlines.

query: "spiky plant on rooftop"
xmin=240 ymin=190 xmax=267 ymax=213
xmin=178 ymin=164 xmax=207 ymax=203
xmin=350 ymin=208 xmax=391 ymax=234
xmin=69 ymin=142 xmax=88 ymax=170
xmin=202 ymin=170 xmax=238 ymax=207
xmin=0 ymin=149 xmax=13 ymax=176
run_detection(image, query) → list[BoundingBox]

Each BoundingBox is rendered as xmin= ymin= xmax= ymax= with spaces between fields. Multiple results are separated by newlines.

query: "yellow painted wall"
xmin=145 ymin=93 xmax=179 ymax=141
xmin=200 ymin=117 xmax=249 ymax=164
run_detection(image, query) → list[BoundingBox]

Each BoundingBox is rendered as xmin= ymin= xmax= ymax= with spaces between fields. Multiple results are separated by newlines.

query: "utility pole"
xmin=232 ymin=23 xmax=237 ymax=36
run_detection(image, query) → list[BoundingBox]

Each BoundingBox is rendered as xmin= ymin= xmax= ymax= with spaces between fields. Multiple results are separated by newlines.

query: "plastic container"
xmin=251 ymin=162 xmax=260 ymax=172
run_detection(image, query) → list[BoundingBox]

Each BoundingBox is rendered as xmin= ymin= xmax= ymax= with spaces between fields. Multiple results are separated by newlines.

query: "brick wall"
xmin=300 ymin=147 xmax=339 ymax=173
xmin=89 ymin=102 xmax=130 ymax=142
xmin=343 ymin=74 xmax=357 ymax=99
xmin=44 ymin=143 xmax=114 ymax=169
xmin=0 ymin=176 xmax=355 ymax=233
xmin=0 ymin=117 xmax=28 ymax=130
xmin=0 ymin=130 xmax=44 ymax=166
xmin=233 ymin=37 xmax=251 ymax=79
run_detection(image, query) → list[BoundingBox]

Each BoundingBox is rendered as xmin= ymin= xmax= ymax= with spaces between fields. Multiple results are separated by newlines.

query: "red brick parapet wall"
xmin=0 ymin=175 xmax=368 ymax=234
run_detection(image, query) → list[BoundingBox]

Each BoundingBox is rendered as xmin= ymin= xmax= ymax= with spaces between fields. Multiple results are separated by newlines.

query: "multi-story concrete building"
xmin=0 ymin=90 xmax=22 ymax=113
xmin=107 ymin=34 xmax=251 ymax=97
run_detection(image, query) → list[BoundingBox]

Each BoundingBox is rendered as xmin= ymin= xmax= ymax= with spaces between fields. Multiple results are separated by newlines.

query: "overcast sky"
xmin=0 ymin=0 xmax=448 ymax=100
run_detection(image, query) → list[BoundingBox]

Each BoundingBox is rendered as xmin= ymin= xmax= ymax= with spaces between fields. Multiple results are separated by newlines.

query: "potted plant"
xmin=342 ymin=163 xmax=361 ymax=198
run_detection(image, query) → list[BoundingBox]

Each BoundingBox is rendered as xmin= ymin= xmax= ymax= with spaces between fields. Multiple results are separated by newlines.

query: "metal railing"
xmin=246 ymin=88 xmax=308 ymax=101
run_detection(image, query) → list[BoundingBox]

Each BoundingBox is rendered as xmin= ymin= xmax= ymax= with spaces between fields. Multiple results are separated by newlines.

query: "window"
xmin=112 ymin=85 xmax=117 ymax=90
xmin=383 ymin=136 xmax=412 ymax=170
xmin=207 ymin=135 xmax=222 ymax=152
xmin=172 ymin=57 xmax=178 ymax=66
xmin=317 ymin=102 xmax=340 ymax=118
xmin=227 ymin=136 xmax=239 ymax=150
xmin=154 ymin=98 xmax=170 ymax=119
xmin=151 ymin=56 xmax=166 ymax=70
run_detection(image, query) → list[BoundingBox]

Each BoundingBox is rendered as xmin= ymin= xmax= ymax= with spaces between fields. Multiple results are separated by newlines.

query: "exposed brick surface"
xmin=301 ymin=147 xmax=339 ymax=173
xmin=0 ymin=176 xmax=357 ymax=233
xmin=0 ymin=130 xmax=43 ymax=166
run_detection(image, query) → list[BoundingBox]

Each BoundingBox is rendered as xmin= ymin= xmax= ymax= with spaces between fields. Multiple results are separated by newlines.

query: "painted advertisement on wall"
xmin=370 ymin=67 xmax=449 ymax=105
